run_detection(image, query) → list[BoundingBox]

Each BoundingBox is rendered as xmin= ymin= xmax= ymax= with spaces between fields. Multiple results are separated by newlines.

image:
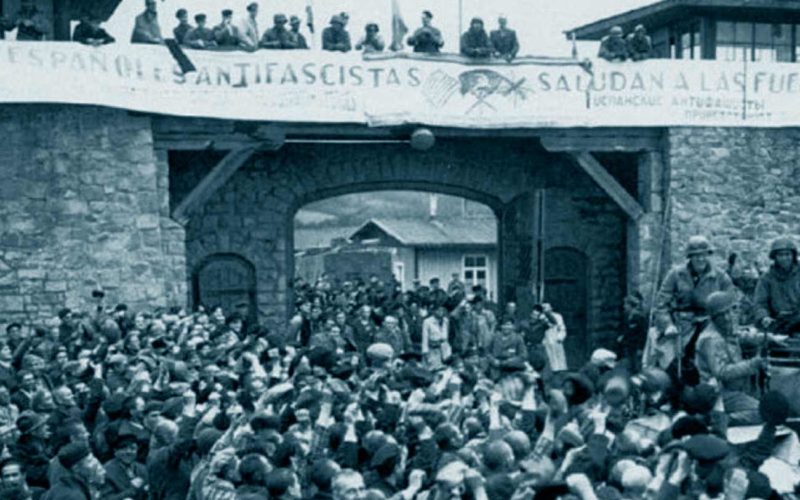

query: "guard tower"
xmin=569 ymin=0 xmax=800 ymax=62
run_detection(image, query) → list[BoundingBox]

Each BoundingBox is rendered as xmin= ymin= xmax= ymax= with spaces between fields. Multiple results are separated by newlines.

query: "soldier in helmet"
xmin=626 ymin=24 xmax=652 ymax=61
xmin=260 ymin=13 xmax=296 ymax=49
xmin=695 ymin=291 xmax=766 ymax=425
xmin=754 ymin=237 xmax=800 ymax=335
xmin=598 ymin=26 xmax=627 ymax=61
xmin=653 ymin=236 xmax=734 ymax=374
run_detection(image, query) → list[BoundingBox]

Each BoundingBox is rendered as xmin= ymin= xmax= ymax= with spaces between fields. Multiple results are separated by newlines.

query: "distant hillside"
xmin=295 ymin=191 xmax=494 ymax=229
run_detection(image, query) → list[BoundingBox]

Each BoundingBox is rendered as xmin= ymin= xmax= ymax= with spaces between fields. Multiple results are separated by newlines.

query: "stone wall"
xmin=667 ymin=127 xmax=800 ymax=275
xmin=546 ymin=160 xmax=628 ymax=351
xmin=0 ymin=105 xmax=186 ymax=323
xmin=181 ymin=139 xmax=628 ymax=358
xmin=0 ymin=104 xmax=636 ymax=358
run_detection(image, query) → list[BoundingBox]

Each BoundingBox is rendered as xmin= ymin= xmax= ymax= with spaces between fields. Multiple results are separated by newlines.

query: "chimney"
xmin=429 ymin=194 xmax=438 ymax=219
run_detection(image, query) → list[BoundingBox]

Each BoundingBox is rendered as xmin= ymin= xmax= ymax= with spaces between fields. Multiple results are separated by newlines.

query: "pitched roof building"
xmin=569 ymin=0 xmax=800 ymax=62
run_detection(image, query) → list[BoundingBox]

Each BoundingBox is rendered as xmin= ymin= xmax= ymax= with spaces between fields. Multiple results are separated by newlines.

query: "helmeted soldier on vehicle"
xmin=653 ymin=236 xmax=734 ymax=374
xmin=754 ymin=236 xmax=800 ymax=336
xmin=695 ymin=291 xmax=766 ymax=425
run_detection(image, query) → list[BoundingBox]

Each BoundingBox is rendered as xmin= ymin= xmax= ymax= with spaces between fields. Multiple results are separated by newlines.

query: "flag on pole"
xmin=165 ymin=39 xmax=196 ymax=74
xmin=305 ymin=1 xmax=315 ymax=49
xmin=458 ymin=0 xmax=463 ymax=39
xmin=571 ymin=31 xmax=578 ymax=59
xmin=305 ymin=1 xmax=315 ymax=33
xmin=390 ymin=0 xmax=408 ymax=52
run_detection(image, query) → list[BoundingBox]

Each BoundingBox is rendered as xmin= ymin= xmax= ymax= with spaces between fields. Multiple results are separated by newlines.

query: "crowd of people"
xmin=0 ymin=233 xmax=797 ymax=499
xmin=123 ymin=1 xmax=523 ymax=60
xmin=0 ymin=0 xmax=655 ymax=62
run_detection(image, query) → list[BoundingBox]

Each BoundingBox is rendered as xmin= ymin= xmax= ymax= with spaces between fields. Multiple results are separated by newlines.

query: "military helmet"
xmin=706 ymin=291 xmax=736 ymax=317
xmin=686 ymin=235 xmax=713 ymax=257
xmin=769 ymin=237 xmax=798 ymax=259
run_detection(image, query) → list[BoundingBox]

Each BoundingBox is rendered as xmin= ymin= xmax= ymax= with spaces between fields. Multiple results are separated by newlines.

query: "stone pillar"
xmin=628 ymin=150 xmax=667 ymax=309
xmin=52 ymin=0 xmax=72 ymax=41
xmin=155 ymin=148 xmax=188 ymax=308
xmin=498 ymin=194 xmax=536 ymax=313
xmin=0 ymin=104 xmax=178 ymax=323
xmin=666 ymin=127 xmax=800 ymax=281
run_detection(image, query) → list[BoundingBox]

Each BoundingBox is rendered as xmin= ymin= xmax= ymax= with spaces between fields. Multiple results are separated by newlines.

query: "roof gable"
xmin=350 ymin=217 xmax=497 ymax=247
xmin=569 ymin=0 xmax=800 ymax=40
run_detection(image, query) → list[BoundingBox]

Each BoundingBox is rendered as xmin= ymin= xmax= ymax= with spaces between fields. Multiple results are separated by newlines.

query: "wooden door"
xmin=544 ymin=247 xmax=589 ymax=366
xmin=193 ymin=254 xmax=257 ymax=325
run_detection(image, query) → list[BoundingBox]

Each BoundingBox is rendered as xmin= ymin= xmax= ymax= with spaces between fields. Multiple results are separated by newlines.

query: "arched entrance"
xmin=192 ymin=253 xmax=257 ymax=326
xmin=181 ymin=140 xmax=549 ymax=327
xmin=174 ymin=138 xmax=629 ymax=348
xmin=544 ymin=247 xmax=590 ymax=365
xmin=293 ymin=191 xmax=500 ymax=300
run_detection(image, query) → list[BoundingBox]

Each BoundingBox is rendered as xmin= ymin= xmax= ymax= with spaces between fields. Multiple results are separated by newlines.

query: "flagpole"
xmin=305 ymin=0 xmax=315 ymax=50
xmin=458 ymin=0 xmax=463 ymax=36
xmin=571 ymin=31 xmax=578 ymax=59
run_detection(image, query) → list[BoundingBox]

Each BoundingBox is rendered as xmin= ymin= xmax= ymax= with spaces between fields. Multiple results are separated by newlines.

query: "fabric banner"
xmin=1 ymin=41 xmax=799 ymax=128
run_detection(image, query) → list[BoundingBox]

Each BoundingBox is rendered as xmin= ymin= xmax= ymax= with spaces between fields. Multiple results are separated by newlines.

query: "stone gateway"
xmin=1 ymin=102 xmax=797 ymax=363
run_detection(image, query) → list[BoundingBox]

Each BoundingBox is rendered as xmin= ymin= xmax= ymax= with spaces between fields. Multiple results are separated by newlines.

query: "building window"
xmin=393 ymin=262 xmax=405 ymax=291
xmin=463 ymin=255 xmax=488 ymax=293
xmin=718 ymin=21 xmax=794 ymax=62
xmin=675 ymin=23 xmax=701 ymax=59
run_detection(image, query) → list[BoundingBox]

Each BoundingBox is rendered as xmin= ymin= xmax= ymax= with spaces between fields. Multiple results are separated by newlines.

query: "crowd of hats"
xmin=0 ymin=269 xmax=794 ymax=499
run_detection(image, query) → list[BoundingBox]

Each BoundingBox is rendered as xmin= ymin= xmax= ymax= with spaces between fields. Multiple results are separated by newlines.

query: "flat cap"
xmin=58 ymin=442 xmax=91 ymax=469
xmin=590 ymin=348 xmax=617 ymax=368
xmin=196 ymin=428 xmax=223 ymax=455
xmin=370 ymin=442 xmax=401 ymax=469
xmin=16 ymin=411 xmax=46 ymax=435
xmin=265 ymin=468 xmax=296 ymax=493
xmin=108 ymin=353 xmax=127 ymax=366
xmin=683 ymin=434 xmax=729 ymax=463
xmin=367 ymin=343 xmax=395 ymax=361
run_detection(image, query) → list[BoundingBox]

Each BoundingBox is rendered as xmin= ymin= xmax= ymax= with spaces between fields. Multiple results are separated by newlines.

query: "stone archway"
xmin=289 ymin=184 xmax=505 ymax=300
xmin=180 ymin=139 xmax=548 ymax=329
xmin=172 ymin=135 xmax=632 ymax=356
xmin=192 ymin=252 xmax=257 ymax=327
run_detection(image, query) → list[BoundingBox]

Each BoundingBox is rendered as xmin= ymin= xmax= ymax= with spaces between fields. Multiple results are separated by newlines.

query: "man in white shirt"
xmin=541 ymin=303 xmax=568 ymax=371
xmin=422 ymin=303 xmax=451 ymax=371
xmin=238 ymin=2 xmax=259 ymax=50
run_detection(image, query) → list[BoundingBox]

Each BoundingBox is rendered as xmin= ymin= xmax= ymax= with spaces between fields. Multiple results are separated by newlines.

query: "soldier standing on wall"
xmin=407 ymin=11 xmax=444 ymax=54
xmin=598 ymin=26 xmax=627 ymax=61
xmin=4 ymin=0 xmax=50 ymax=41
xmin=626 ymin=24 xmax=652 ymax=60
xmin=490 ymin=16 xmax=519 ymax=61
xmin=460 ymin=17 xmax=493 ymax=58
xmin=289 ymin=16 xmax=309 ymax=50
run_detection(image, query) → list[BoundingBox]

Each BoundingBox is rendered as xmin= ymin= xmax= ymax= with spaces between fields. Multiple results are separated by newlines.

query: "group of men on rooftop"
xmin=129 ymin=2 xmax=522 ymax=60
xmin=1 ymin=0 xmax=658 ymax=64
xmin=0 ymin=0 xmax=529 ymax=62
xmin=597 ymin=24 xmax=652 ymax=62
